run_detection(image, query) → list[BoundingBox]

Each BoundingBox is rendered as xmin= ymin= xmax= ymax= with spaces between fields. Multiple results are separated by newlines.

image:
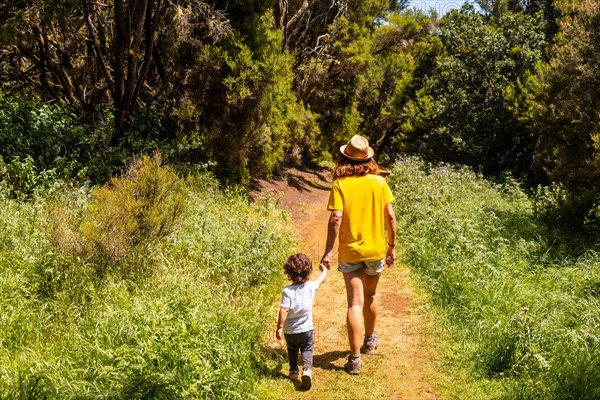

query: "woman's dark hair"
xmin=283 ymin=253 xmax=313 ymax=284
xmin=334 ymin=155 xmax=381 ymax=179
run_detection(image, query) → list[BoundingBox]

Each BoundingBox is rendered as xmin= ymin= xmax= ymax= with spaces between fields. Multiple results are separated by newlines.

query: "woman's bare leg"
xmin=343 ymin=270 xmax=364 ymax=355
xmin=363 ymin=272 xmax=380 ymax=337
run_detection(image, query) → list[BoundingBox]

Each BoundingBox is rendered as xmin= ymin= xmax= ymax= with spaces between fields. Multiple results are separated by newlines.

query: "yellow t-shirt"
xmin=327 ymin=174 xmax=395 ymax=262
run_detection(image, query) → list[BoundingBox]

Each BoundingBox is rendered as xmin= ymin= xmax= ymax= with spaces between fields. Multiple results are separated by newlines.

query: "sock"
xmin=351 ymin=354 xmax=361 ymax=360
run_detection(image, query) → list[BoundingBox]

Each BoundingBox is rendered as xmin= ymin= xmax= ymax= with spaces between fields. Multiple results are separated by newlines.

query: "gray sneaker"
xmin=301 ymin=368 xmax=313 ymax=389
xmin=345 ymin=356 xmax=361 ymax=375
xmin=362 ymin=333 xmax=379 ymax=354
xmin=289 ymin=369 xmax=299 ymax=380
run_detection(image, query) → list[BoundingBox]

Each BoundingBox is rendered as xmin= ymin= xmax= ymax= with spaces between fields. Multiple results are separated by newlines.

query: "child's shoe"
xmin=289 ymin=369 xmax=299 ymax=380
xmin=301 ymin=368 xmax=313 ymax=389
xmin=362 ymin=333 xmax=379 ymax=354
xmin=345 ymin=356 xmax=361 ymax=375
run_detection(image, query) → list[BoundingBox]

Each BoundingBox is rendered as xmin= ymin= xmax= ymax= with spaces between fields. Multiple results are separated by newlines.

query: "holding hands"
xmin=319 ymin=253 xmax=332 ymax=270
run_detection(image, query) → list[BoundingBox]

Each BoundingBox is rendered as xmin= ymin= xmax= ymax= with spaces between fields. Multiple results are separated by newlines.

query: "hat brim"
xmin=340 ymin=144 xmax=374 ymax=161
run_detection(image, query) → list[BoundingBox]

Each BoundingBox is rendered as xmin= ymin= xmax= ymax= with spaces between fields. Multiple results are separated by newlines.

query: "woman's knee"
xmin=347 ymin=287 xmax=365 ymax=307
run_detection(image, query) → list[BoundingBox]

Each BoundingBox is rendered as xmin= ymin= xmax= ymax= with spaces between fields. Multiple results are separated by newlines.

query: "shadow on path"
xmin=314 ymin=350 xmax=347 ymax=372
xmin=250 ymin=166 xmax=331 ymax=195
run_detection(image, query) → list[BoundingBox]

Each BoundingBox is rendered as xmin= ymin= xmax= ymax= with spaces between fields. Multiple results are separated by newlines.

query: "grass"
xmin=0 ymin=168 xmax=296 ymax=399
xmin=2 ymin=155 xmax=598 ymax=398
xmin=388 ymin=157 xmax=600 ymax=399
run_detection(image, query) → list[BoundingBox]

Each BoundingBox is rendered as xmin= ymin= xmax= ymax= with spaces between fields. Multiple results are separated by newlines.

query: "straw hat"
xmin=340 ymin=135 xmax=374 ymax=161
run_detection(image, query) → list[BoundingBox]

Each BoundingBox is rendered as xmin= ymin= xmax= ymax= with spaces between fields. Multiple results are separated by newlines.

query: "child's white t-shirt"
xmin=281 ymin=280 xmax=318 ymax=334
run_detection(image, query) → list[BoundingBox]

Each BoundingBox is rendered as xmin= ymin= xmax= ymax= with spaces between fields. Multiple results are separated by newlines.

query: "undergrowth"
xmin=389 ymin=157 xmax=600 ymax=399
xmin=0 ymin=158 xmax=295 ymax=399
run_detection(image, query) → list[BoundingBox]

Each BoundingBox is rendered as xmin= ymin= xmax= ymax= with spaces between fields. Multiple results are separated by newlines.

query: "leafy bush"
xmin=389 ymin=157 xmax=600 ymax=399
xmin=49 ymin=153 xmax=187 ymax=273
xmin=533 ymin=183 xmax=600 ymax=234
xmin=173 ymin=15 xmax=321 ymax=186
xmin=0 ymin=93 xmax=89 ymax=174
xmin=0 ymin=155 xmax=62 ymax=199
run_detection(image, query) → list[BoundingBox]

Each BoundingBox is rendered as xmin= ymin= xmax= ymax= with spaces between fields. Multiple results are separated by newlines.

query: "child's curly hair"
xmin=283 ymin=253 xmax=313 ymax=284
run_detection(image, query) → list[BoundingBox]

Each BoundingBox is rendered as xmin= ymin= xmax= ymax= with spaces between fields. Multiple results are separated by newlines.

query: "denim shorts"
xmin=338 ymin=259 xmax=385 ymax=276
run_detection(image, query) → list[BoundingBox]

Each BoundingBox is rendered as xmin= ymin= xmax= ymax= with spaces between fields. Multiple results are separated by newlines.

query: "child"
xmin=276 ymin=253 xmax=327 ymax=390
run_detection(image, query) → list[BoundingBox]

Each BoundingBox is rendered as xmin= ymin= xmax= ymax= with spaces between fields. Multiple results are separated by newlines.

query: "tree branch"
xmin=122 ymin=0 xmax=150 ymax=117
xmin=129 ymin=0 xmax=164 ymax=115
xmin=83 ymin=0 xmax=115 ymax=89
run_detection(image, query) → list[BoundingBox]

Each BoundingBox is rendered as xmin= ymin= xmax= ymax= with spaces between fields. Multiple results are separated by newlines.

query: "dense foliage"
xmin=401 ymin=7 xmax=546 ymax=174
xmin=390 ymin=157 xmax=600 ymax=399
xmin=0 ymin=158 xmax=295 ymax=398
xmin=526 ymin=0 xmax=600 ymax=230
xmin=0 ymin=0 xmax=597 ymax=221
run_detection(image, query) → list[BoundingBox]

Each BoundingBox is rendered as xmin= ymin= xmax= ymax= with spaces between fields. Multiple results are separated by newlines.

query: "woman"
xmin=320 ymin=134 xmax=397 ymax=375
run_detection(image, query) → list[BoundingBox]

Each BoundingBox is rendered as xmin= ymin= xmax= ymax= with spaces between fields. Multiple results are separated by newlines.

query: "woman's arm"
xmin=320 ymin=210 xmax=342 ymax=269
xmin=384 ymin=203 xmax=397 ymax=266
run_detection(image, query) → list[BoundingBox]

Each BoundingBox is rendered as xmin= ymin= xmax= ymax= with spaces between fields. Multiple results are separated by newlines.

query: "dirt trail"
xmin=255 ymin=168 xmax=444 ymax=400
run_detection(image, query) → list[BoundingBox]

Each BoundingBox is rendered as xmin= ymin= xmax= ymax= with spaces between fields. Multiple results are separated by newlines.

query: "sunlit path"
xmin=255 ymin=167 xmax=445 ymax=399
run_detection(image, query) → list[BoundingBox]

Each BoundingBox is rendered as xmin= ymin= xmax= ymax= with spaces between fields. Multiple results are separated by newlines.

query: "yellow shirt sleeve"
xmin=327 ymin=180 xmax=343 ymax=211
xmin=383 ymin=179 xmax=394 ymax=205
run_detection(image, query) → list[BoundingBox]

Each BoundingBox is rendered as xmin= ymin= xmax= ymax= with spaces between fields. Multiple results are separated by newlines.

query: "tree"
xmin=476 ymin=0 xmax=524 ymax=18
xmin=352 ymin=10 xmax=441 ymax=155
xmin=400 ymin=6 xmax=546 ymax=174
xmin=475 ymin=0 xmax=559 ymax=42
xmin=177 ymin=15 xmax=320 ymax=184
xmin=0 ymin=0 xmax=231 ymax=143
xmin=0 ymin=1 xmax=320 ymax=185
xmin=281 ymin=1 xmax=419 ymax=155
xmin=528 ymin=0 xmax=600 ymax=229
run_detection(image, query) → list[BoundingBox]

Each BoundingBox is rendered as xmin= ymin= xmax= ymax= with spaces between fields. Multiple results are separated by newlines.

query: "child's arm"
xmin=276 ymin=306 xmax=288 ymax=340
xmin=313 ymin=263 xmax=328 ymax=289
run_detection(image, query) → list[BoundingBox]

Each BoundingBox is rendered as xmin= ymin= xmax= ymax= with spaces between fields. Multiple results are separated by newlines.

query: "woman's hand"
xmin=321 ymin=210 xmax=342 ymax=270
xmin=385 ymin=246 xmax=396 ymax=267
xmin=276 ymin=327 xmax=283 ymax=341
xmin=320 ymin=253 xmax=332 ymax=270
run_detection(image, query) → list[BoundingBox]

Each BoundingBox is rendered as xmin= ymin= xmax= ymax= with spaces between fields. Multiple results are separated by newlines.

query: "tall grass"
xmin=389 ymin=157 xmax=600 ymax=399
xmin=0 ymin=163 xmax=295 ymax=398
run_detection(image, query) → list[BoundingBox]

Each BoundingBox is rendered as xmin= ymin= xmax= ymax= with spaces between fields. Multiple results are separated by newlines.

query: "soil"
xmin=253 ymin=167 xmax=444 ymax=400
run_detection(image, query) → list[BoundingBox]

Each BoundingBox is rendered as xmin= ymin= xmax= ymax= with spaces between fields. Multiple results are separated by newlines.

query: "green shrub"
xmin=179 ymin=16 xmax=321 ymax=186
xmin=49 ymin=153 xmax=187 ymax=273
xmin=0 ymin=92 xmax=172 ymax=187
xmin=533 ymin=183 xmax=600 ymax=234
xmin=0 ymin=93 xmax=89 ymax=175
xmin=0 ymin=155 xmax=64 ymax=199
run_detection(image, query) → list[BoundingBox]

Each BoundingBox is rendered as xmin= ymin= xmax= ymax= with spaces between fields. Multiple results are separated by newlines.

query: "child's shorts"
xmin=338 ymin=259 xmax=385 ymax=276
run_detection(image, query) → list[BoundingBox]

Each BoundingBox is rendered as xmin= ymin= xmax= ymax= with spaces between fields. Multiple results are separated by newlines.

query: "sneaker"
xmin=301 ymin=368 xmax=313 ymax=389
xmin=362 ymin=333 xmax=379 ymax=354
xmin=289 ymin=370 xmax=299 ymax=380
xmin=345 ymin=356 xmax=361 ymax=375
